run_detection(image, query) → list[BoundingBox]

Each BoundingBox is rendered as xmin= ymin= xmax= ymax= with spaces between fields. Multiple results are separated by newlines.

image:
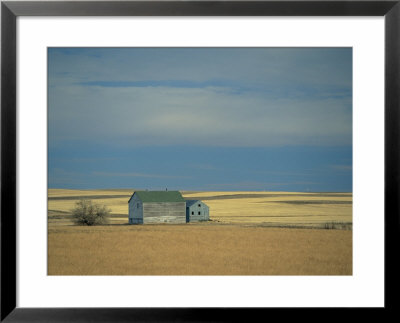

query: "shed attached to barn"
xmin=186 ymin=200 xmax=210 ymax=222
xmin=128 ymin=191 xmax=186 ymax=224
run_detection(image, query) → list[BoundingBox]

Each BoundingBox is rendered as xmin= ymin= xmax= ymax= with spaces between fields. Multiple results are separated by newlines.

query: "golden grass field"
xmin=48 ymin=189 xmax=352 ymax=275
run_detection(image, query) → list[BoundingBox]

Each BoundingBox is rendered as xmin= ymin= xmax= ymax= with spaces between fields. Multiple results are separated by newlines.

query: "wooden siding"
xmin=186 ymin=201 xmax=209 ymax=222
xmin=128 ymin=194 xmax=143 ymax=224
xmin=143 ymin=202 xmax=186 ymax=224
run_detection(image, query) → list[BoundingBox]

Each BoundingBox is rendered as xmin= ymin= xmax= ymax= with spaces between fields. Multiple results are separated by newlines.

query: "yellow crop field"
xmin=48 ymin=189 xmax=352 ymax=275
xmin=183 ymin=191 xmax=352 ymax=227
xmin=48 ymin=189 xmax=352 ymax=228
xmin=48 ymin=224 xmax=351 ymax=275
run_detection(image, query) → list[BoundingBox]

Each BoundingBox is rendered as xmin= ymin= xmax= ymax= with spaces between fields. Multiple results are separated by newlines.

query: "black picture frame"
xmin=1 ymin=0 xmax=399 ymax=321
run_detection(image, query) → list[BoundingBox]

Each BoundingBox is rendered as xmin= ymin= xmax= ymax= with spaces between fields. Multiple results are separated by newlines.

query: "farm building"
xmin=186 ymin=200 xmax=210 ymax=222
xmin=128 ymin=191 xmax=186 ymax=224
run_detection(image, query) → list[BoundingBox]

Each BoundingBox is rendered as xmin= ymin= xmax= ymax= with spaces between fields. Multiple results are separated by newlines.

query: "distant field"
xmin=48 ymin=189 xmax=352 ymax=229
xmin=48 ymin=189 xmax=352 ymax=275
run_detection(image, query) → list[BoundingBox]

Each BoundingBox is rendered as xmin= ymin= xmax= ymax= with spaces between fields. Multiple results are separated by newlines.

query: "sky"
xmin=48 ymin=47 xmax=352 ymax=192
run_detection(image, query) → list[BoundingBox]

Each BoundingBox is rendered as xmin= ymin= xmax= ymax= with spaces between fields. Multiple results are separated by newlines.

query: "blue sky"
xmin=48 ymin=48 xmax=352 ymax=191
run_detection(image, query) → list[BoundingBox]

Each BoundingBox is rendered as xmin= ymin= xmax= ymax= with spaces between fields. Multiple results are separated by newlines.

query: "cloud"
xmin=48 ymin=48 xmax=352 ymax=148
xmin=76 ymin=79 xmax=244 ymax=90
xmin=206 ymin=181 xmax=318 ymax=190
xmin=49 ymin=84 xmax=351 ymax=147
xmin=330 ymin=164 xmax=352 ymax=171
xmin=188 ymin=163 xmax=218 ymax=170
xmin=48 ymin=48 xmax=352 ymax=89
xmin=92 ymin=171 xmax=191 ymax=179
xmin=49 ymin=168 xmax=93 ymax=186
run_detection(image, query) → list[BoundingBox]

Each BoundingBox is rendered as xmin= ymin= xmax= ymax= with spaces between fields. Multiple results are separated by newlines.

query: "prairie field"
xmin=48 ymin=189 xmax=352 ymax=275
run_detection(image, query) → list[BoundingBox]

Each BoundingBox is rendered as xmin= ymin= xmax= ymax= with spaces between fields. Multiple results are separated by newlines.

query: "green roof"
xmin=131 ymin=191 xmax=185 ymax=203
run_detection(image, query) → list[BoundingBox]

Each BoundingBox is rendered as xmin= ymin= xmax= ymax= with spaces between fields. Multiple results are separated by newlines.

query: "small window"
xmin=191 ymin=211 xmax=194 ymax=215
xmin=137 ymin=203 xmax=140 ymax=208
xmin=198 ymin=204 xmax=201 ymax=207
xmin=198 ymin=211 xmax=201 ymax=215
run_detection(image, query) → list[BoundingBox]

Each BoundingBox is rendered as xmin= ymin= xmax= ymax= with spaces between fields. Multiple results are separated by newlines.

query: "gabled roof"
xmin=186 ymin=200 xmax=208 ymax=207
xmin=128 ymin=191 xmax=185 ymax=203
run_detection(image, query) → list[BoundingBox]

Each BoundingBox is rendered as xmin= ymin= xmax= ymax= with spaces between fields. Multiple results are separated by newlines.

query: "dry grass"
xmin=48 ymin=189 xmax=352 ymax=228
xmin=48 ymin=189 xmax=132 ymax=219
xmin=48 ymin=224 xmax=352 ymax=275
xmin=48 ymin=189 xmax=352 ymax=275
xmin=183 ymin=191 xmax=352 ymax=227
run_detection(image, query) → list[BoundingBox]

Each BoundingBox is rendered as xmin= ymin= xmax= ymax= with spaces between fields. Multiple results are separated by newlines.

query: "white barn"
xmin=128 ymin=191 xmax=186 ymax=224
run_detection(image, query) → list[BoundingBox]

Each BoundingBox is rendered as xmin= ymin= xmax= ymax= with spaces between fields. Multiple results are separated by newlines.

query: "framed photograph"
xmin=1 ymin=0 xmax=399 ymax=321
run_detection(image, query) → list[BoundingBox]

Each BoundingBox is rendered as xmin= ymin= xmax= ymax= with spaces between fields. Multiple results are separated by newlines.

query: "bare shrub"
xmin=72 ymin=200 xmax=110 ymax=226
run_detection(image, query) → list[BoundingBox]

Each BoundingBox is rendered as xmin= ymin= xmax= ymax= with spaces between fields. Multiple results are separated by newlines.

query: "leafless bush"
xmin=72 ymin=200 xmax=110 ymax=226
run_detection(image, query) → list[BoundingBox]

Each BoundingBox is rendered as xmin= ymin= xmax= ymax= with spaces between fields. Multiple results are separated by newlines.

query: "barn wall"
xmin=143 ymin=202 xmax=186 ymax=224
xmin=187 ymin=202 xmax=209 ymax=222
xmin=128 ymin=194 xmax=143 ymax=224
